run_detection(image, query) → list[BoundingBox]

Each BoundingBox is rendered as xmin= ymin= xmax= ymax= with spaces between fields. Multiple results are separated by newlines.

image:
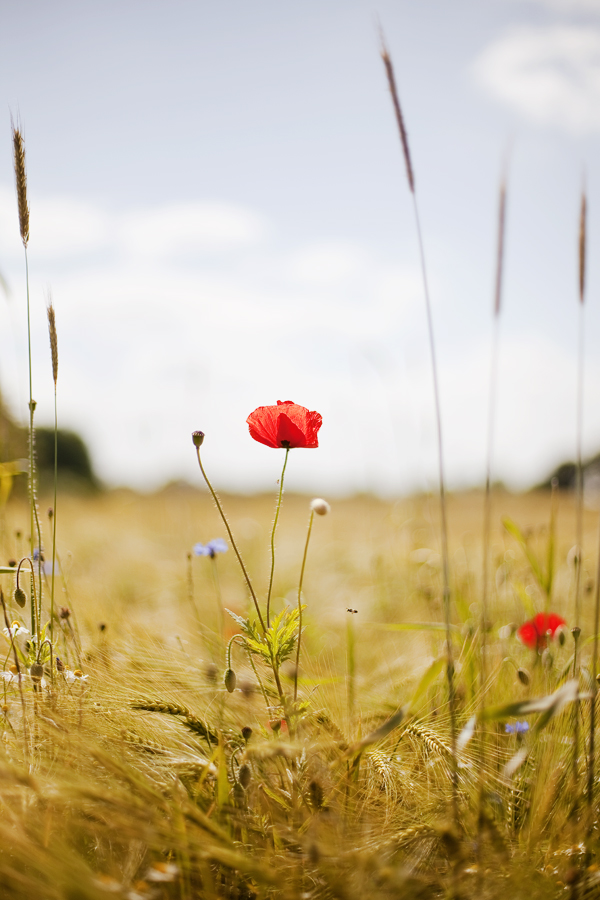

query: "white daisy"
xmin=3 ymin=622 xmax=29 ymax=640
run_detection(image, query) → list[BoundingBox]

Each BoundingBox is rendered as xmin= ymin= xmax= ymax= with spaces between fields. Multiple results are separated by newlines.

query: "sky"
xmin=1 ymin=0 xmax=600 ymax=496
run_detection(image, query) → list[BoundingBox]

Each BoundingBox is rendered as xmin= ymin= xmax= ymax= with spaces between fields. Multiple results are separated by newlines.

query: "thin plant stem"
xmin=266 ymin=446 xmax=290 ymax=628
xmin=380 ymin=39 xmax=458 ymax=823
xmin=194 ymin=444 xmax=265 ymax=634
xmin=50 ymin=388 xmax=58 ymax=645
xmin=186 ymin=552 xmax=204 ymax=637
xmin=412 ymin=179 xmax=458 ymax=824
xmin=211 ymin=556 xmax=224 ymax=660
xmin=346 ymin=611 xmax=356 ymax=734
xmin=587 ymin=513 xmax=600 ymax=839
xmin=0 ymin=590 xmax=28 ymax=761
xmin=294 ymin=509 xmax=314 ymax=702
xmin=478 ymin=176 xmax=507 ymax=844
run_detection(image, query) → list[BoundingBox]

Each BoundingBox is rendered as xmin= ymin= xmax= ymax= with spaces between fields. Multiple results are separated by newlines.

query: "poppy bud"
xmin=224 ymin=668 xmax=236 ymax=693
xmin=13 ymin=588 xmax=26 ymax=608
xmin=517 ymin=667 xmax=530 ymax=686
xmin=192 ymin=431 xmax=205 ymax=448
xmin=30 ymin=662 xmax=43 ymax=682
xmin=56 ymin=657 xmax=65 ymax=672
xmin=241 ymin=726 xmax=253 ymax=742
xmin=269 ymin=719 xmax=282 ymax=733
xmin=239 ymin=763 xmax=252 ymax=789
xmin=572 ymin=626 xmax=581 ymax=640
xmin=310 ymin=498 xmax=330 ymax=516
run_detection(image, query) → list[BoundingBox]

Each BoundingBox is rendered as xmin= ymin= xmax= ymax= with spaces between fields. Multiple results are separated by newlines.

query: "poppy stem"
xmin=294 ymin=509 xmax=314 ymax=703
xmin=194 ymin=446 xmax=266 ymax=634
xmin=266 ymin=447 xmax=290 ymax=628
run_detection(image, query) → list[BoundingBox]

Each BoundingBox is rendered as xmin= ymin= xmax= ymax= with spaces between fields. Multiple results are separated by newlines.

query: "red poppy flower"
xmin=247 ymin=401 xmax=322 ymax=449
xmin=517 ymin=612 xmax=566 ymax=650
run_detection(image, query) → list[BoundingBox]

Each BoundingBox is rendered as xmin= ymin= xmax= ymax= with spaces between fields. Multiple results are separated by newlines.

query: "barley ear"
xmin=11 ymin=119 xmax=29 ymax=248
xmin=47 ymin=299 xmax=58 ymax=386
xmin=380 ymin=37 xmax=415 ymax=194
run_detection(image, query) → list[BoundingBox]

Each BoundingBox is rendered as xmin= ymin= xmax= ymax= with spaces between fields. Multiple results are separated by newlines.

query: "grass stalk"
xmin=381 ymin=36 xmax=458 ymax=824
xmin=47 ymin=300 xmax=58 ymax=647
xmin=294 ymin=509 xmax=314 ymax=702
xmin=478 ymin=174 xmax=507 ymax=837
xmin=266 ymin=446 xmax=290 ymax=628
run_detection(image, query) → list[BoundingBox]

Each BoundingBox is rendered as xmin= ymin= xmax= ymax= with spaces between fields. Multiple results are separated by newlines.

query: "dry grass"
xmin=0 ymin=485 xmax=596 ymax=898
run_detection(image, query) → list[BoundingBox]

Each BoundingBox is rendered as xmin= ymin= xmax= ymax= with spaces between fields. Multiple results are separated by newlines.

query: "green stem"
xmin=266 ymin=447 xmax=290 ymax=628
xmin=294 ymin=510 xmax=314 ymax=702
xmin=346 ymin=612 xmax=355 ymax=733
xmin=211 ymin=556 xmax=224 ymax=660
xmin=194 ymin=446 xmax=265 ymax=634
xmin=50 ymin=387 xmax=58 ymax=647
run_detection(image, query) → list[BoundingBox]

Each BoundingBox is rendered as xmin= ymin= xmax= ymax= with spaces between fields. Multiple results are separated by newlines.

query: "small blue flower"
xmin=505 ymin=721 xmax=529 ymax=734
xmin=193 ymin=538 xmax=228 ymax=559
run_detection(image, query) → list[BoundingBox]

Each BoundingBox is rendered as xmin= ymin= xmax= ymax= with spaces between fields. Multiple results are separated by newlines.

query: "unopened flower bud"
xmin=56 ymin=657 xmax=65 ymax=672
xmin=310 ymin=498 xmax=330 ymax=516
xmin=192 ymin=431 xmax=205 ymax=448
xmin=30 ymin=662 xmax=43 ymax=682
xmin=269 ymin=719 xmax=282 ymax=733
xmin=557 ymin=626 xmax=567 ymax=647
xmin=241 ymin=726 xmax=253 ymax=742
xmin=224 ymin=668 xmax=236 ymax=693
xmin=572 ymin=626 xmax=581 ymax=640
xmin=13 ymin=588 xmax=26 ymax=609
xmin=239 ymin=763 xmax=252 ymax=789
xmin=517 ymin=667 xmax=530 ymax=686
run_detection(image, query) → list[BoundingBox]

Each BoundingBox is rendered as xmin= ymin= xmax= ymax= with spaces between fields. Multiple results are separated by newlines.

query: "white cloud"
xmin=0 ymin=184 xmax=111 ymax=260
xmin=518 ymin=0 xmax=600 ymax=11
xmin=118 ymin=201 xmax=268 ymax=257
xmin=472 ymin=25 xmax=600 ymax=133
xmin=0 ymin=187 xmax=267 ymax=263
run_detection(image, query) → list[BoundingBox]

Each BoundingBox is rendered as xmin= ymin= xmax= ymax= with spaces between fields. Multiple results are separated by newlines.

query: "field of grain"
xmin=0 ymin=484 xmax=595 ymax=899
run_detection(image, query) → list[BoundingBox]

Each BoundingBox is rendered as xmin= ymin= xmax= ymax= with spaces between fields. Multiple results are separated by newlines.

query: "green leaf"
xmin=408 ymin=657 xmax=445 ymax=712
xmin=503 ymin=517 xmax=547 ymax=596
xmin=480 ymin=679 xmax=585 ymax=731
xmin=348 ymin=705 xmax=408 ymax=753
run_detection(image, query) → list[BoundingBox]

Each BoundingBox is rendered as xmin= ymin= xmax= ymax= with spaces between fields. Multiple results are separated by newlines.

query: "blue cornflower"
xmin=193 ymin=538 xmax=228 ymax=559
xmin=505 ymin=721 xmax=529 ymax=734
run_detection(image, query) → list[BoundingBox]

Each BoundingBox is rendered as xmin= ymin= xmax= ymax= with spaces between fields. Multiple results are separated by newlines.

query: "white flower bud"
xmin=310 ymin=498 xmax=330 ymax=516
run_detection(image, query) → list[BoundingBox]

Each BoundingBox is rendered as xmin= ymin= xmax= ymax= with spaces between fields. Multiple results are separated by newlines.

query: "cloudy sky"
xmin=1 ymin=0 xmax=600 ymax=496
